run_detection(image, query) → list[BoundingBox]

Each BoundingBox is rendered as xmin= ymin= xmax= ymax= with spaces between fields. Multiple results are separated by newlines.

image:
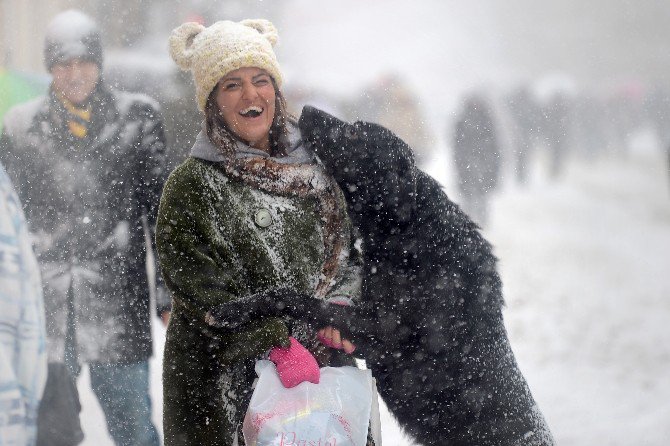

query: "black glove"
xmin=205 ymin=288 xmax=361 ymax=340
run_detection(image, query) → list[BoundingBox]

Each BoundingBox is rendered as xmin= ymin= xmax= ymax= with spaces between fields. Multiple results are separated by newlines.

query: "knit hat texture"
xmin=44 ymin=9 xmax=103 ymax=70
xmin=169 ymin=19 xmax=283 ymax=112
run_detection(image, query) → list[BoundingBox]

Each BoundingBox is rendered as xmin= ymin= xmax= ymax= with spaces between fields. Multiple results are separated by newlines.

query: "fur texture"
xmin=297 ymin=106 xmax=554 ymax=446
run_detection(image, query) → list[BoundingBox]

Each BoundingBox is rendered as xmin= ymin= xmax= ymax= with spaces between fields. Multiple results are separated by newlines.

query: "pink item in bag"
xmin=269 ymin=337 xmax=320 ymax=388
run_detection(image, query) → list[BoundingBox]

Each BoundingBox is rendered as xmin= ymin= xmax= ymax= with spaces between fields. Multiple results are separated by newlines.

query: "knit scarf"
xmin=56 ymin=91 xmax=92 ymax=139
xmin=209 ymin=123 xmax=348 ymax=299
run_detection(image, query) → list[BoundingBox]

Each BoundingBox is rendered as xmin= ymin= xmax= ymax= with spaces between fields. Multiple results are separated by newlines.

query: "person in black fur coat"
xmin=208 ymin=106 xmax=555 ymax=445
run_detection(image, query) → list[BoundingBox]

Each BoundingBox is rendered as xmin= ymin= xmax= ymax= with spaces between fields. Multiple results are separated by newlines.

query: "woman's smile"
xmin=239 ymin=105 xmax=263 ymax=118
xmin=215 ymin=67 xmax=276 ymax=152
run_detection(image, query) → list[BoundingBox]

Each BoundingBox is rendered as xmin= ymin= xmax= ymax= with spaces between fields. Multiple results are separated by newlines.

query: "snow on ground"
xmin=77 ymin=145 xmax=670 ymax=445
xmin=486 ymin=146 xmax=670 ymax=446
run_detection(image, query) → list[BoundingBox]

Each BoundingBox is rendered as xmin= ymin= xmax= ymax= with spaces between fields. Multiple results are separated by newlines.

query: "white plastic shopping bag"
xmin=243 ymin=360 xmax=373 ymax=446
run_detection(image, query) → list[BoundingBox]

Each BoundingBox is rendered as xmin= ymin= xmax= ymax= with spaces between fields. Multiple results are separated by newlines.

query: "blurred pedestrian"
xmin=451 ymin=92 xmax=501 ymax=226
xmin=645 ymin=85 xmax=670 ymax=149
xmin=643 ymin=86 xmax=670 ymax=193
xmin=0 ymin=162 xmax=47 ymax=446
xmin=505 ymin=85 xmax=541 ymax=184
xmin=540 ymin=91 xmax=572 ymax=179
xmin=348 ymin=73 xmax=434 ymax=166
xmin=0 ymin=9 xmax=170 ymax=446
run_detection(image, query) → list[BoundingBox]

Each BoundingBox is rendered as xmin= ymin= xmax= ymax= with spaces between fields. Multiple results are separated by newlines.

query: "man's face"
xmin=51 ymin=58 xmax=100 ymax=105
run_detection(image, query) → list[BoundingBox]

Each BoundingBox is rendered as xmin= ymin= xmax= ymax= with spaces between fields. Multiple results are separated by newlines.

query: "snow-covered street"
xmin=77 ymin=145 xmax=670 ymax=445
xmin=487 ymin=146 xmax=670 ymax=446
xmin=495 ymin=160 xmax=669 ymax=445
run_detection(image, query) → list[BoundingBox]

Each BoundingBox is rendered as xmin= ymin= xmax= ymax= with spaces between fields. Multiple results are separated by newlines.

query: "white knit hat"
xmin=169 ymin=19 xmax=283 ymax=112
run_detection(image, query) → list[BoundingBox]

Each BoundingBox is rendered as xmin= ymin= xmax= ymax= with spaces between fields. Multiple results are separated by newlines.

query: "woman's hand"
xmin=318 ymin=326 xmax=356 ymax=354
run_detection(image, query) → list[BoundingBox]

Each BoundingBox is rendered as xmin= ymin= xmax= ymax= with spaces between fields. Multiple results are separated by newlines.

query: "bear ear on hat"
xmin=169 ymin=22 xmax=205 ymax=70
xmin=240 ymin=19 xmax=278 ymax=46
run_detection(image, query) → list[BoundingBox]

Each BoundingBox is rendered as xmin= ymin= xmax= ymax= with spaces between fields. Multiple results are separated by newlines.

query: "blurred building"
xmin=2 ymin=0 xmax=88 ymax=71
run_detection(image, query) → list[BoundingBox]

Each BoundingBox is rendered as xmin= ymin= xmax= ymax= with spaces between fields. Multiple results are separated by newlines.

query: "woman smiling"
xmin=157 ymin=19 xmax=363 ymax=445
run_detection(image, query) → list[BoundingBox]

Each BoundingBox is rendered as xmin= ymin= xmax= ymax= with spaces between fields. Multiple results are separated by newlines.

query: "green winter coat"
xmin=156 ymin=131 xmax=362 ymax=445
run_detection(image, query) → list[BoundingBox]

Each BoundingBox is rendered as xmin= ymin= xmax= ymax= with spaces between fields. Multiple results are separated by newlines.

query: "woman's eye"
xmin=222 ymin=83 xmax=239 ymax=90
xmin=254 ymin=78 xmax=270 ymax=86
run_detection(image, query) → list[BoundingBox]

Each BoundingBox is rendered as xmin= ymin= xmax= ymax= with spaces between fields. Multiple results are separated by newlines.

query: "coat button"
xmin=254 ymin=208 xmax=272 ymax=228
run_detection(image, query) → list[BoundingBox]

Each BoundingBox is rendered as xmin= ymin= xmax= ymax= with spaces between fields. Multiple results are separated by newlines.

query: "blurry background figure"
xmin=643 ymin=85 xmax=670 ymax=192
xmin=645 ymin=85 xmax=670 ymax=150
xmin=344 ymin=73 xmax=435 ymax=167
xmin=0 ymin=10 xmax=170 ymax=446
xmin=0 ymin=161 xmax=47 ymax=446
xmin=283 ymin=85 xmax=345 ymax=120
xmin=539 ymin=91 xmax=573 ymax=180
xmin=504 ymin=85 xmax=542 ymax=185
xmin=451 ymin=91 xmax=501 ymax=227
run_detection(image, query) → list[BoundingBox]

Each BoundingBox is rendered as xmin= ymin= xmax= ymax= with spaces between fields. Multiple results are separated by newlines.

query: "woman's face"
xmin=215 ymin=67 xmax=276 ymax=152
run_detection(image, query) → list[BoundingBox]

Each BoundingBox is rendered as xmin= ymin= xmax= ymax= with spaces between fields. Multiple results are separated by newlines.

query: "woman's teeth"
xmin=240 ymin=106 xmax=263 ymax=117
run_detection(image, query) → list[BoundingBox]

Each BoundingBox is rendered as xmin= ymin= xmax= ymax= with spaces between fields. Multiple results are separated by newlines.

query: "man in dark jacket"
xmin=0 ymin=10 xmax=170 ymax=446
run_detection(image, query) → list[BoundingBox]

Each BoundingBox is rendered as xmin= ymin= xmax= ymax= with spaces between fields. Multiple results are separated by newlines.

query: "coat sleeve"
xmin=133 ymin=101 xmax=172 ymax=316
xmin=156 ymin=165 xmax=290 ymax=354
